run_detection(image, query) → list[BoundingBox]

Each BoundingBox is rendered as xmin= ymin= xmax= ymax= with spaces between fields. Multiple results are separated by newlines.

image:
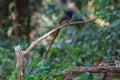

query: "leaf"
xmin=9 ymin=67 xmax=18 ymax=80
xmin=65 ymin=39 xmax=72 ymax=44
xmin=37 ymin=61 xmax=44 ymax=67
xmin=80 ymin=74 xmax=89 ymax=80
xmin=110 ymin=19 xmax=120 ymax=27
xmin=84 ymin=61 xmax=91 ymax=67
xmin=115 ymin=50 xmax=120 ymax=53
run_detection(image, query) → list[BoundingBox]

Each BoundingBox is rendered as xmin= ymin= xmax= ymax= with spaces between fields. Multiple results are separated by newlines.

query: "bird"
xmin=44 ymin=10 xmax=73 ymax=59
xmin=59 ymin=10 xmax=73 ymax=24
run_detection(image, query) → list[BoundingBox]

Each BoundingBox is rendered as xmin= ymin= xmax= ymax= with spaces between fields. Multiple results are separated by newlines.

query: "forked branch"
xmin=14 ymin=19 xmax=96 ymax=80
xmin=24 ymin=19 xmax=96 ymax=56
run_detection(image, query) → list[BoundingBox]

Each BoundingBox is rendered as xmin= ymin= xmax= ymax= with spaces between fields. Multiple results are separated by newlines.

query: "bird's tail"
xmin=44 ymin=29 xmax=60 ymax=59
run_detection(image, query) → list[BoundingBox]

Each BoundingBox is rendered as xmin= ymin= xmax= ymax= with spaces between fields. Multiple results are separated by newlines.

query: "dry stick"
xmin=62 ymin=66 xmax=120 ymax=80
xmin=14 ymin=19 xmax=96 ymax=80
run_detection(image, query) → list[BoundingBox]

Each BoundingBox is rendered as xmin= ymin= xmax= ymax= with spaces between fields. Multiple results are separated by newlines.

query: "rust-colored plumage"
xmin=45 ymin=11 xmax=73 ymax=59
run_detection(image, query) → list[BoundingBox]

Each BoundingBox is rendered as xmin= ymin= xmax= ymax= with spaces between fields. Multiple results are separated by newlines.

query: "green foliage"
xmin=0 ymin=0 xmax=120 ymax=80
xmin=80 ymin=74 xmax=89 ymax=80
xmin=93 ymin=0 xmax=120 ymax=21
xmin=9 ymin=67 xmax=18 ymax=80
xmin=110 ymin=19 xmax=120 ymax=27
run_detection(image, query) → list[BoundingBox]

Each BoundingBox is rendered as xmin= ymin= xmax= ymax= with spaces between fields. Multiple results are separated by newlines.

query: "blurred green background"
xmin=0 ymin=0 xmax=120 ymax=80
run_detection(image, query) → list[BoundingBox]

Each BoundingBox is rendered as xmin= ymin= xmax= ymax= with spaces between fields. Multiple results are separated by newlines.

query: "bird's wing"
xmin=59 ymin=15 xmax=67 ymax=24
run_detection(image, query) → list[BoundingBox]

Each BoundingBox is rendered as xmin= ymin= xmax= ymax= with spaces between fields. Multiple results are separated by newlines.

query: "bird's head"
xmin=59 ymin=10 xmax=73 ymax=24
xmin=66 ymin=10 xmax=73 ymax=19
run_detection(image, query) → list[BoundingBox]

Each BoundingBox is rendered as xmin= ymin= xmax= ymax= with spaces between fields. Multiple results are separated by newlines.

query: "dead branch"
xmin=24 ymin=19 xmax=96 ymax=56
xmin=14 ymin=19 xmax=120 ymax=80
xmin=14 ymin=45 xmax=23 ymax=80
xmin=62 ymin=66 xmax=120 ymax=80
xmin=14 ymin=19 xmax=95 ymax=80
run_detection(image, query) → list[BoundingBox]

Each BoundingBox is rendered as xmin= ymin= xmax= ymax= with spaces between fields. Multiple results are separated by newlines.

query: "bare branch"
xmin=14 ymin=19 xmax=96 ymax=79
xmin=24 ymin=19 xmax=96 ymax=56
xmin=62 ymin=66 xmax=120 ymax=80
xmin=14 ymin=45 xmax=23 ymax=80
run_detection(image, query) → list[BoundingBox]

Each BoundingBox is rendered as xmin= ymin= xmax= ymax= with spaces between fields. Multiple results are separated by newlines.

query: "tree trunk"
xmin=13 ymin=0 xmax=31 ymax=39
